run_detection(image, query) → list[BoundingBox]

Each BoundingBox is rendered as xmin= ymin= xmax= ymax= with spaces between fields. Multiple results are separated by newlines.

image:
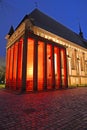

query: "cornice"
xmin=6 ymin=22 xmax=25 ymax=49
xmin=33 ymin=26 xmax=87 ymax=53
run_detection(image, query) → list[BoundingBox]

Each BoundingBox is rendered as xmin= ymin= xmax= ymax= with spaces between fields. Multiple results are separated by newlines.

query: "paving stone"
xmin=0 ymin=87 xmax=87 ymax=129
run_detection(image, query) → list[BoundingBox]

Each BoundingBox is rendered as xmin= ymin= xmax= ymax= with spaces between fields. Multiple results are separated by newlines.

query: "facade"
xmin=5 ymin=9 xmax=87 ymax=92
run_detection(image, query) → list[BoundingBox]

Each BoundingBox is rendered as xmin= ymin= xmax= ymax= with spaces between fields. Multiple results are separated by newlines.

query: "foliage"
xmin=0 ymin=65 xmax=5 ymax=84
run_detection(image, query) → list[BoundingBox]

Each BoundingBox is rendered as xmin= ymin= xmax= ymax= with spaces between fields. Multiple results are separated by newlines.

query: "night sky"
xmin=0 ymin=0 xmax=87 ymax=57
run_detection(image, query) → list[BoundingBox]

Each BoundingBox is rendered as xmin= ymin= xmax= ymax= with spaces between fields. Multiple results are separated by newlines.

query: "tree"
xmin=0 ymin=66 xmax=5 ymax=84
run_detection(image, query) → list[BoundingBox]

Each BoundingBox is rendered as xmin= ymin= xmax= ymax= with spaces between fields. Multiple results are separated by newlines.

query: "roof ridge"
xmin=28 ymin=9 xmax=79 ymax=36
xmin=10 ymin=8 xmax=87 ymax=48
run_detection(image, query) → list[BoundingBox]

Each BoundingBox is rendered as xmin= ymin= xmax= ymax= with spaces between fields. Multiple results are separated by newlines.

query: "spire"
xmin=5 ymin=25 xmax=14 ymax=40
xmin=8 ymin=25 xmax=14 ymax=36
xmin=79 ymin=24 xmax=83 ymax=38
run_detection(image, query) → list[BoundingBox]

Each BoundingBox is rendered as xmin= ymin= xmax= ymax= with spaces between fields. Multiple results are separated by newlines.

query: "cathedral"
xmin=5 ymin=9 xmax=87 ymax=92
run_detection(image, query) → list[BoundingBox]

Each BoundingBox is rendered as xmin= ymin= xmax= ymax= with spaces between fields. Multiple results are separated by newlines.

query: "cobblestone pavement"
xmin=0 ymin=87 xmax=87 ymax=130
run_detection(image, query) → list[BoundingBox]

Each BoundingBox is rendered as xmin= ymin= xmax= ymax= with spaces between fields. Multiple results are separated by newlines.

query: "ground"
xmin=0 ymin=84 xmax=5 ymax=89
xmin=0 ymin=87 xmax=87 ymax=130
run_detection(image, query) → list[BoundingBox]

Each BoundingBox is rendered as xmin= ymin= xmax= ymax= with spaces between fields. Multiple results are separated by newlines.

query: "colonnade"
xmin=6 ymin=33 xmax=68 ymax=92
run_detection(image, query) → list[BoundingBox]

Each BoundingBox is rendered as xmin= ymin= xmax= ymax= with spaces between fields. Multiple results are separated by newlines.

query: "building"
xmin=5 ymin=9 xmax=87 ymax=92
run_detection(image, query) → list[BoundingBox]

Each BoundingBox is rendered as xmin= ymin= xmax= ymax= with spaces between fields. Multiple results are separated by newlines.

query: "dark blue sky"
xmin=0 ymin=0 xmax=87 ymax=56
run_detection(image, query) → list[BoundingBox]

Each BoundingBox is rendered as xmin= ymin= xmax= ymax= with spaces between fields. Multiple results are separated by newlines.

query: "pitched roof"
xmin=27 ymin=9 xmax=87 ymax=48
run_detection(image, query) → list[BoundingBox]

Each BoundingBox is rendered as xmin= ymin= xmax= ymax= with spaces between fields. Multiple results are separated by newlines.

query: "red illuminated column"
xmin=47 ymin=44 xmax=53 ymax=89
xmin=9 ymin=46 xmax=14 ymax=89
xmin=52 ymin=46 xmax=55 ymax=89
xmin=57 ymin=48 xmax=61 ymax=88
xmin=6 ymin=49 xmax=8 ymax=88
xmin=6 ymin=48 xmax=10 ymax=88
xmin=54 ymin=47 xmax=61 ymax=89
xmin=17 ymin=38 xmax=23 ymax=91
xmin=43 ymin=42 xmax=47 ymax=90
xmin=12 ymin=42 xmax=18 ymax=90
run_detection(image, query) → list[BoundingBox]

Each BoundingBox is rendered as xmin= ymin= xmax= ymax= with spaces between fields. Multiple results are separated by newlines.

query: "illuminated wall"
xmin=67 ymin=46 xmax=87 ymax=87
xmin=6 ymin=33 xmax=67 ymax=92
xmin=6 ymin=38 xmax=23 ymax=91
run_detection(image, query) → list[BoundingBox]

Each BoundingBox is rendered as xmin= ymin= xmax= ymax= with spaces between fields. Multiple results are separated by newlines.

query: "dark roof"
xmin=27 ymin=9 xmax=87 ymax=48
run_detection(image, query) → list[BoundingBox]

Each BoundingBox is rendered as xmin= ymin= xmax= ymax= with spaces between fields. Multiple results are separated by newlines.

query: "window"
xmin=81 ymin=53 xmax=85 ymax=71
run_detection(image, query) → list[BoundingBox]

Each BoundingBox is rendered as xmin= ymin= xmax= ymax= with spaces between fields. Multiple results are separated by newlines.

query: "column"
xmin=21 ymin=29 xmax=28 ymax=92
xmin=43 ymin=42 xmax=47 ymax=90
xmin=6 ymin=48 xmax=10 ymax=88
xmin=17 ymin=38 xmax=23 ymax=91
xmin=54 ymin=47 xmax=61 ymax=89
xmin=47 ymin=44 xmax=52 ymax=89
xmin=9 ymin=46 xmax=14 ymax=89
xmin=12 ymin=42 xmax=18 ymax=90
xmin=63 ymin=49 xmax=68 ymax=88
xmin=52 ymin=46 xmax=55 ymax=89
xmin=33 ymin=39 xmax=38 ymax=91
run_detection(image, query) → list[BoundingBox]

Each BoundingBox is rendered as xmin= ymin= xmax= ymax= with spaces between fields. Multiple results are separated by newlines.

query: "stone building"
xmin=5 ymin=9 xmax=87 ymax=92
